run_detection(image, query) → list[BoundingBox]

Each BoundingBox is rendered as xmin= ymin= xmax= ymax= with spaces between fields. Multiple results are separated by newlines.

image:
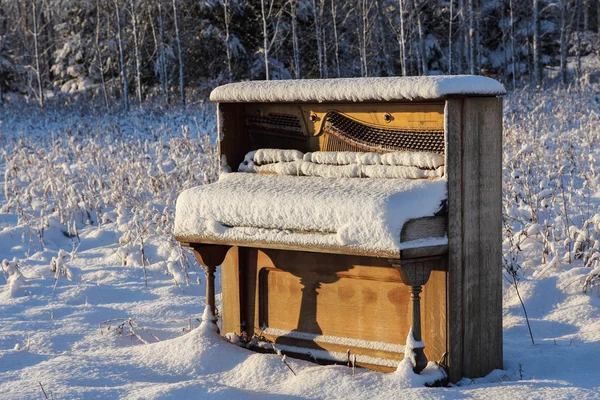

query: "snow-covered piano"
xmin=175 ymin=76 xmax=505 ymax=382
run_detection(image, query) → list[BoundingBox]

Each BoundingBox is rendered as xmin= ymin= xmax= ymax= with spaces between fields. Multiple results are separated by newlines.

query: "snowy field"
xmin=1 ymin=85 xmax=600 ymax=399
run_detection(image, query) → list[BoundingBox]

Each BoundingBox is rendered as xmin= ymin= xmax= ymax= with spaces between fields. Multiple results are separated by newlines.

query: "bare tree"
xmin=575 ymin=0 xmax=582 ymax=80
xmin=311 ymin=0 xmax=324 ymax=78
xmin=413 ymin=0 xmax=428 ymax=75
xmin=130 ymin=0 xmax=143 ymax=105
xmin=0 ymin=0 xmax=6 ymax=106
xmin=96 ymin=0 xmax=110 ymax=110
xmin=32 ymin=0 xmax=44 ymax=110
xmin=398 ymin=0 xmax=407 ymax=76
xmin=509 ymin=0 xmax=516 ymax=88
xmin=259 ymin=0 xmax=283 ymax=80
xmin=221 ymin=0 xmax=234 ymax=81
xmin=156 ymin=0 xmax=168 ymax=104
xmin=560 ymin=0 xmax=568 ymax=85
xmin=114 ymin=0 xmax=129 ymax=112
xmin=289 ymin=0 xmax=301 ymax=79
xmin=468 ymin=0 xmax=474 ymax=74
xmin=172 ymin=0 xmax=185 ymax=105
xmin=532 ymin=0 xmax=541 ymax=86
xmin=448 ymin=0 xmax=453 ymax=74
xmin=260 ymin=0 xmax=271 ymax=79
xmin=357 ymin=0 xmax=372 ymax=77
xmin=331 ymin=0 xmax=340 ymax=77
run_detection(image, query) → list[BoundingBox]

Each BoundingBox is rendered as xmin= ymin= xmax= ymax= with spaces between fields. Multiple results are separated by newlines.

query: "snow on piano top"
xmin=174 ymin=172 xmax=447 ymax=255
xmin=209 ymin=75 xmax=506 ymax=103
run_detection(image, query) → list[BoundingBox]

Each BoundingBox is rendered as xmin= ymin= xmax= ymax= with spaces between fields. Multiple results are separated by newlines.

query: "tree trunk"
xmin=468 ymin=0 xmax=474 ymax=74
xmin=172 ymin=0 xmax=185 ymax=105
xmin=576 ymin=0 xmax=582 ymax=80
xmin=0 ymin=0 xmax=5 ymax=106
xmin=331 ymin=0 xmax=340 ymax=77
xmin=532 ymin=0 xmax=541 ymax=86
xmin=130 ymin=0 xmax=143 ymax=105
xmin=448 ymin=0 xmax=453 ymax=74
xmin=221 ymin=0 xmax=233 ymax=81
xmin=32 ymin=0 xmax=44 ymax=111
xmin=560 ymin=0 xmax=568 ymax=85
xmin=157 ymin=0 xmax=168 ymax=104
xmin=96 ymin=0 xmax=109 ymax=110
xmin=398 ymin=0 xmax=407 ymax=76
xmin=312 ymin=0 xmax=323 ymax=78
xmin=114 ymin=0 xmax=129 ymax=112
xmin=260 ymin=0 xmax=270 ymax=80
xmin=457 ymin=0 xmax=465 ymax=74
xmin=510 ymin=0 xmax=517 ymax=88
xmin=413 ymin=0 xmax=428 ymax=75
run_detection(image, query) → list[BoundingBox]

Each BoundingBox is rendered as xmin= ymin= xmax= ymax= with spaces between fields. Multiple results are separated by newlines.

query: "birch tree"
xmin=221 ymin=0 xmax=234 ymax=81
xmin=96 ymin=0 xmax=109 ymax=110
xmin=559 ymin=0 xmax=568 ymax=85
xmin=114 ymin=0 xmax=129 ymax=112
xmin=331 ymin=0 xmax=340 ymax=77
xmin=130 ymin=0 xmax=143 ymax=105
xmin=289 ymin=0 xmax=301 ymax=79
xmin=172 ymin=0 xmax=185 ymax=105
xmin=32 ymin=0 xmax=44 ymax=110
xmin=398 ymin=0 xmax=407 ymax=76
xmin=156 ymin=0 xmax=168 ymax=104
xmin=532 ymin=0 xmax=541 ymax=86
xmin=311 ymin=0 xmax=324 ymax=78
xmin=413 ymin=0 xmax=428 ymax=75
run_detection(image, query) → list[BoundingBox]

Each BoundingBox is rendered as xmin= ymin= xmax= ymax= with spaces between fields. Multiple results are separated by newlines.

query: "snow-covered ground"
xmin=1 ymin=86 xmax=600 ymax=399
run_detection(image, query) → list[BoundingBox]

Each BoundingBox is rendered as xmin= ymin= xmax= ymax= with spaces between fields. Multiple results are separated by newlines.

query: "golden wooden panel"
xmin=218 ymin=249 xmax=448 ymax=368
xmin=244 ymin=102 xmax=445 ymax=136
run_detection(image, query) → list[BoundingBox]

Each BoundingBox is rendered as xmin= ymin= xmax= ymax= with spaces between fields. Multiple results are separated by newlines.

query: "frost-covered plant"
xmin=2 ymin=258 xmax=23 ymax=297
xmin=50 ymin=249 xmax=74 ymax=290
xmin=503 ymin=83 xmax=600 ymax=292
xmin=0 ymin=104 xmax=219 ymax=286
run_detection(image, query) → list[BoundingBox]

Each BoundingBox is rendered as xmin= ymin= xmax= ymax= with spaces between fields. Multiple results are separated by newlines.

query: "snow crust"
xmin=174 ymin=173 xmax=447 ymax=253
xmin=209 ymin=75 xmax=507 ymax=103
xmin=240 ymin=149 xmax=445 ymax=179
xmin=241 ymin=160 xmax=444 ymax=179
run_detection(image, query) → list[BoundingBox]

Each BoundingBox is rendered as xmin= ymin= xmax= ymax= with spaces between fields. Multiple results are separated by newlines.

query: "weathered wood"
xmin=218 ymin=103 xmax=250 ymax=172
xmin=177 ymin=230 xmax=448 ymax=261
xmin=462 ymin=97 xmax=482 ymax=377
xmin=445 ymin=97 xmax=503 ymax=382
xmin=477 ymin=97 xmax=504 ymax=374
xmin=445 ymin=98 xmax=464 ymax=383
xmin=401 ymin=216 xmax=447 ymax=243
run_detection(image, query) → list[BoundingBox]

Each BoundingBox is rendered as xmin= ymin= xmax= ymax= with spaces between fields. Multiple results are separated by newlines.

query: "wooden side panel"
xmin=221 ymin=247 xmax=241 ymax=334
xmin=218 ymin=103 xmax=250 ymax=172
xmin=477 ymin=98 xmax=504 ymax=374
xmin=446 ymin=98 xmax=464 ymax=383
xmin=401 ymin=216 xmax=447 ymax=242
xmin=447 ymin=98 xmax=503 ymax=381
xmin=462 ymin=98 xmax=482 ymax=376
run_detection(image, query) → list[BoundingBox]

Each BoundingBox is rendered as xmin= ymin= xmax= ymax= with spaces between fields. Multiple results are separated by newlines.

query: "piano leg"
xmin=390 ymin=258 xmax=437 ymax=374
xmin=409 ymin=284 xmax=427 ymax=374
xmin=191 ymin=245 xmax=231 ymax=329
